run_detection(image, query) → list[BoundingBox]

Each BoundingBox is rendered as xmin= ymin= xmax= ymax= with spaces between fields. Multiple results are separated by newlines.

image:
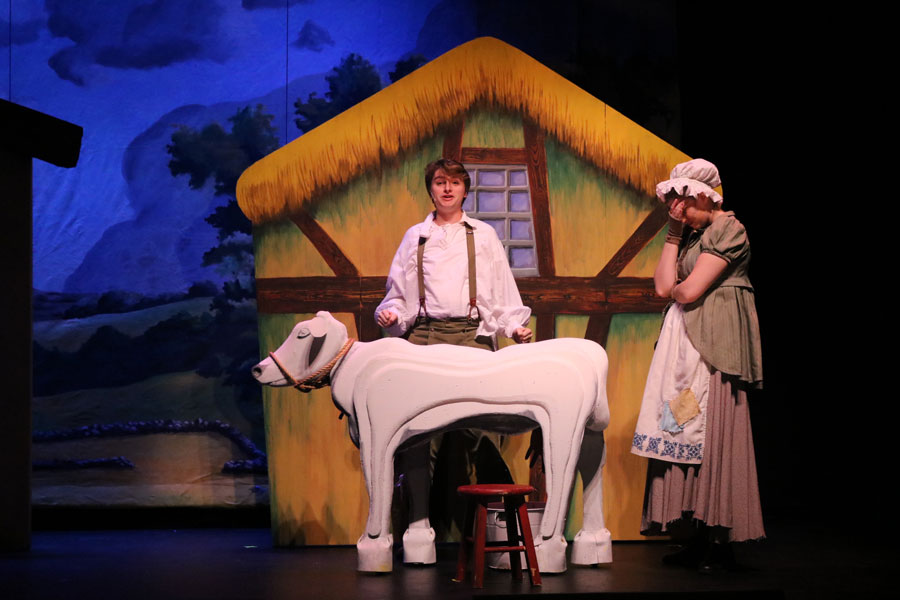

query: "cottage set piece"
xmin=252 ymin=311 xmax=613 ymax=573
xmin=235 ymin=37 xmax=692 ymax=547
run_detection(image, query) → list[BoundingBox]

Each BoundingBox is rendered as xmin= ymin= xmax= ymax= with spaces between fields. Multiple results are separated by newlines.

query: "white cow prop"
xmin=252 ymin=311 xmax=612 ymax=573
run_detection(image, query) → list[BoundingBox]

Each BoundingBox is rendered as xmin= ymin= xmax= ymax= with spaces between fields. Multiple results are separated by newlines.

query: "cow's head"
xmin=251 ymin=311 xmax=349 ymax=390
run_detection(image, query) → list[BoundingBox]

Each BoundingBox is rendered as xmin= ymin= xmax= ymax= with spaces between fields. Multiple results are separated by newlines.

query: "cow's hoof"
xmin=357 ymin=533 xmax=393 ymax=572
xmin=402 ymin=527 xmax=436 ymax=565
xmin=535 ymin=535 xmax=568 ymax=573
xmin=571 ymin=528 xmax=613 ymax=565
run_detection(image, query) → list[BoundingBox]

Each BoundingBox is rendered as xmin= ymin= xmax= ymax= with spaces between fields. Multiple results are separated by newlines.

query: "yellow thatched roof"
xmin=237 ymin=37 xmax=691 ymax=224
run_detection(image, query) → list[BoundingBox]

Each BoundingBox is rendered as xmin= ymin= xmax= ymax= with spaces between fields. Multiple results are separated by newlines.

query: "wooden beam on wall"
xmin=596 ymin=205 xmax=669 ymax=279
xmin=290 ymin=210 xmax=359 ymax=277
xmin=586 ymin=205 xmax=668 ymax=347
xmin=535 ymin=314 xmax=555 ymax=342
xmin=523 ymin=121 xmax=555 ymax=277
xmin=258 ymin=276 xmax=363 ymax=313
xmin=460 ymin=148 xmax=528 ymax=164
xmin=356 ymin=303 xmax=384 ymax=342
xmin=584 ymin=313 xmax=614 ymax=347
xmin=516 ymin=276 xmax=667 ymax=314
xmin=257 ymin=276 xmax=668 ymax=316
xmin=442 ymin=120 xmax=464 ymax=161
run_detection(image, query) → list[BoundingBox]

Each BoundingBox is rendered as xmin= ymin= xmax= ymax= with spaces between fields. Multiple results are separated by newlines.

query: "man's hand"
xmin=525 ymin=428 xmax=543 ymax=472
xmin=377 ymin=309 xmax=399 ymax=328
xmin=512 ymin=327 xmax=533 ymax=344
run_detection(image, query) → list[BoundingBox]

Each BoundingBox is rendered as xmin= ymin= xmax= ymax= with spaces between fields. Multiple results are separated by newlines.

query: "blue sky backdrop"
xmin=4 ymin=0 xmax=678 ymax=295
xmin=4 ymin=0 xmax=443 ymax=292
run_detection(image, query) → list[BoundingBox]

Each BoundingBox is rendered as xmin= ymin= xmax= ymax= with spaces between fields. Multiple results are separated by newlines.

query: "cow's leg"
xmin=533 ymin=414 xmax=581 ymax=573
xmin=356 ymin=435 xmax=395 ymax=572
xmin=397 ymin=442 xmax=436 ymax=564
xmin=571 ymin=429 xmax=612 ymax=565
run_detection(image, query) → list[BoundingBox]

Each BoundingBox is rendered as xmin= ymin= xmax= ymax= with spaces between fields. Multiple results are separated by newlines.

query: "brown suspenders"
xmin=464 ymin=223 xmax=478 ymax=319
xmin=416 ymin=221 xmax=479 ymax=321
xmin=416 ymin=236 xmax=427 ymax=318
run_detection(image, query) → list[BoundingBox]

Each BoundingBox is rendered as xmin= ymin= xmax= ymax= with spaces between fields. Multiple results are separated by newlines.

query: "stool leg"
xmin=454 ymin=499 xmax=476 ymax=582
xmin=517 ymin=501 xmax=542 ymax=586
xmin=503 ymin=498 xmax=522 ymax=580
xmin=472 ymin=501 xmax=488 ymax=588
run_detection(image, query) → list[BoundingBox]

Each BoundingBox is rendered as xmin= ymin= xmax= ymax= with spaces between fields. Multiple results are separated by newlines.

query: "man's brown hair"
xmin=424 ymin=158 xmax=471 ymax=194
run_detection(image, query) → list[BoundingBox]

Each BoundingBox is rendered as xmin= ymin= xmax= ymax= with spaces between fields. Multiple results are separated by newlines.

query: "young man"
xmin=376 ymin=157 xmax=532 ymax=346
xmin=375 ymin=157 xmax=532 ymax=552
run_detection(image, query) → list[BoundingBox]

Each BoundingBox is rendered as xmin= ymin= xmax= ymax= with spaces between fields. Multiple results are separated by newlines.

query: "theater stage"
xmin=0 ymin=515 xmax=891 ymax=599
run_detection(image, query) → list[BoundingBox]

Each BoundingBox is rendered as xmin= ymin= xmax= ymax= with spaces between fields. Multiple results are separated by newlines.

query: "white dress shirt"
xmin=376 ymin=212 xmax=531 ymax=341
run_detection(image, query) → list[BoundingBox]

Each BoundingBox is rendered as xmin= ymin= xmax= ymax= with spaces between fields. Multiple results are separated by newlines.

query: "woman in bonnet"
xmin=631 ymin=158 xmax=764 ymax=572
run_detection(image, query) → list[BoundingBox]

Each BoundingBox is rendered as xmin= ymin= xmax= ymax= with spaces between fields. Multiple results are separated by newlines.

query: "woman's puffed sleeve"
xmin=700 ymin=215 xmax=749 ymax=264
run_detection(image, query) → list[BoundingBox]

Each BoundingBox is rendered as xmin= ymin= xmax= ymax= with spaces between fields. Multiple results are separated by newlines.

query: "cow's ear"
xmin=307 ymin=314 xmax=329 ymax=338
xmin=308 ymin=333 xmax=326 ymax=365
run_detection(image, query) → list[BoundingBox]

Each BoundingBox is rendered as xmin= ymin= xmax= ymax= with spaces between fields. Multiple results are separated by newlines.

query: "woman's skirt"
xmin=640 ymin=370 xmax=765 ymax=542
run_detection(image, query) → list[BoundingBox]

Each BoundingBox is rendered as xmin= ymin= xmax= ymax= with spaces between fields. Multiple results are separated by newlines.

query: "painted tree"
xmin=389 ymin=53 xmax=427 ymax=83
xmin=167 ymin=104 xmax=279 ymax=402
xmin=168 ymin=104 xmax=278 ymax=283
xmin=294 ymin=53 xmax=382 ymax=132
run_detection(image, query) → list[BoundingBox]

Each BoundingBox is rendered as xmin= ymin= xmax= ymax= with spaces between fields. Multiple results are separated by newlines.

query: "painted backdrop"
xmin=4 ymin=0 xmax=681 ymax=531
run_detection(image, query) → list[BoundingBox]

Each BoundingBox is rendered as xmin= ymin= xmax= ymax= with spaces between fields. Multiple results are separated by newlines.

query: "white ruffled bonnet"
xmin=655 ymin=158 xmax=723 ymax=204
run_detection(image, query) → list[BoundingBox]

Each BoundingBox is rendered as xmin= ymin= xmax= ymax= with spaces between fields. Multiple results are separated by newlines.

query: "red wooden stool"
xmin=454 ymin=483 xmax=541 ymax=588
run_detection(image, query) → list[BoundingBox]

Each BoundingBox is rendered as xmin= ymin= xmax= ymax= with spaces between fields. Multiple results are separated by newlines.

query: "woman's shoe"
xmin=698 ymin=542 xmax=736 ymax=574
xmin=662 ymin=543 xmax=704 ymax=567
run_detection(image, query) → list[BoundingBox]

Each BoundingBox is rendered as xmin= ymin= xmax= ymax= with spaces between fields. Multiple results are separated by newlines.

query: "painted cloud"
xmin=293 ymin=20 xmax=334 ymax=52
xmin=45 ymin=0 xmax=231 ymax=85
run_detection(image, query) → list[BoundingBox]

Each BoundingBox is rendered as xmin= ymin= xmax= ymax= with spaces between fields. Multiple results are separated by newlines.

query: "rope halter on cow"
xmin=268 ymin=338 xmax=356 ymax=392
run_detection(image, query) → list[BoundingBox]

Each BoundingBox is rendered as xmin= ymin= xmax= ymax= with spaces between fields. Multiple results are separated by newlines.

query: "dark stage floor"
xmin=1 ymin=517 xmax=892 ymax=599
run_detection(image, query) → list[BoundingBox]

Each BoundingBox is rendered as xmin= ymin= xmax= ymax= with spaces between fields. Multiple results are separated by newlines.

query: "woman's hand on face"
xmin=512 ymin=327 xmax=533 ymax=344
xmin=377 ymin=310 xmax=398 ymax=328
xmin=667 ymin=198 xmax=685 ymax=221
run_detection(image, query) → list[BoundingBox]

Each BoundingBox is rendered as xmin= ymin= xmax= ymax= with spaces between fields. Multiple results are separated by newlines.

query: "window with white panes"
xmin=462 ymin=164 xmax=538 ymax=277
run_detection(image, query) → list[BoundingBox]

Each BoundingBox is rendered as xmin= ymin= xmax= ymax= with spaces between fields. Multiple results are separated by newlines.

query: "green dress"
xmin=637 ymin=211 xmax=765 ymax=542
xmin=679 ymin=211 xmax=763 ymax=388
